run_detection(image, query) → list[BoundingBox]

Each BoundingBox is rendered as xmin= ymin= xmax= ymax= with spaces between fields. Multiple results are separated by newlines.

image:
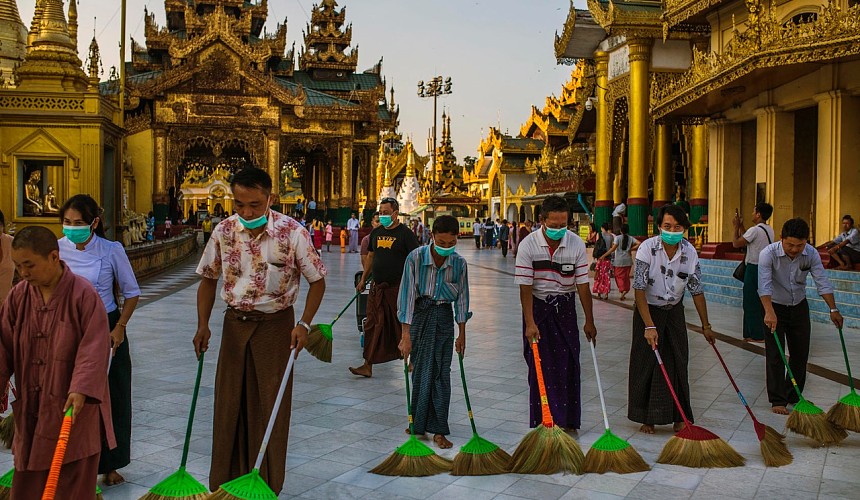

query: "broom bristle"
xmin=758 ymin=424 xmax=793 ymax=467
xmin=787 ymin=409 xmax=848 ymax=445
xmin=0 ymin=488 xmax=8 ymax=500
xmin=139 ymin=493 xmax=208 ymax=500
xmin=370 ymin=452 xmax=453 ymax=477
xmin=510 ymin=424 xmax=584 ymax=475
xmin=827 ymin=393 xmax=860 ymax=433
xmin=584 ymin=446 xmax=650 ymax=474
xmin=452 ymin=446 xmax=512 ymax=476
xmin=304 ymin=326 xmax=332 ymax=363
xmin=657 ymin=425 xmax=745 ymax=468
xmin=204 ymin=488 xmax=247 ymax=500
xmin=0 ymin=415 xmax=14 ymax=449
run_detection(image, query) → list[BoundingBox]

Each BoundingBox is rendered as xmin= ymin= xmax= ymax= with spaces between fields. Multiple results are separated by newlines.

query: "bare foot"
xmin=103 ymin=471 xmax=125 ymax=486
xmin=348 ymin=364 xmax=372 ymax=378
xmin=639 ymin=424 xmax=655 ymax=434
xmin=673 ymin=422 xmax=686 ymax=432
xmin=772 ymin=406 xmax=790 ymax=415
xmin=433 ymin=434 xmax=453 ymax=449
xmin=619 ymin=293 xmax=627 ymax=301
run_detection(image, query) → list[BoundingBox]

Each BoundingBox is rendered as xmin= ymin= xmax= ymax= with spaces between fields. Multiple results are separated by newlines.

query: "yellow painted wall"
xmin=128 ymin=130 xmax=155 ymax=215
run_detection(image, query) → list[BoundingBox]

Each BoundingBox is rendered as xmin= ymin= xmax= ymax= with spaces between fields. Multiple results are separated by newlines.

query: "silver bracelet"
xmin=644 ymin=326 xmax=657 ymax=331
xmin=297 ymin=320 xmax=311 ymax=332
xmin=830 ymin=308 xmax=840 ymax=314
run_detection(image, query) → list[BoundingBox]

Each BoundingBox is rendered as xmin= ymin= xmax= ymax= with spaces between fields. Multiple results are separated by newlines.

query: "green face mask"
xmin=434 ymin=243 xmax=456 ymax=257
xmin=239 ymin=213 xmax=268 ymax=230
xmin=544 ymin=226 xmax=567 ymax=241
xmin=660 ymin=229 xmax=684 ymax=245
xmin=63 ymin=225 xmax=92 ymax=244
xmin=379 ymin=215 xmax=394 ymax=227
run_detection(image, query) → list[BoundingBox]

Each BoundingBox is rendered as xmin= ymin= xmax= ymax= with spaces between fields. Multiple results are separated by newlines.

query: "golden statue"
xmin=43 ymin=185 xmax=60 ymax=215
xmin=24 ymin=170 xmax=43 ymax=216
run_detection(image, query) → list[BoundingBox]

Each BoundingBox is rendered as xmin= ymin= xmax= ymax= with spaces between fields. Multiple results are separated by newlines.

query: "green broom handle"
xmin=457 ymin=352 xmax=479 ymax=436
xmin=771 ymin=330 xmax=806 ymax=402
xmin=180 ymin=352 xmax=205 ymax=469
xmin=330 ymin=276 xmax=373 ymax=326
xmin=836 ymin=328 xmax=856 ymax=393
xmin=254 ymin=348 xmax=297 ymax=470
xmin=587 ymin=340 xmax=611 ymax=431
xmin=404 ymin=357 xmax=416 ymax=436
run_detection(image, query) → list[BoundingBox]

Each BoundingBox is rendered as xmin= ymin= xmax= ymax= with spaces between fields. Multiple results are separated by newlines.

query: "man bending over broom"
xmin=515 ymin=195 xmax=597 ymax=432
xmin=0 ymin=226 xmax=114 ymax=498
xmin=398 ymin=215 xmax=471 ymax=449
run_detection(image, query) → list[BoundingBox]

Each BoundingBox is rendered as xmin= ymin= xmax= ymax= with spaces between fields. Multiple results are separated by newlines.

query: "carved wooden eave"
xmin=168 ymin=28 xmax=285 ymax=67
xmin=555 ymin=5 xmax=608 ymax=64
xmin=661 ymin=0 xmax=725 ymax=29
xmin=651 ymin=3 xmax=860 ymax=119
xmin=587 ymin=0 xmax=664 ymax=38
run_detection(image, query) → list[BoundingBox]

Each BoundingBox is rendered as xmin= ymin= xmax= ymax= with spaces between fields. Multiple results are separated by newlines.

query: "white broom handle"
xmin=588 ymin=340 xmax=611 ymax=431
xmin=254 ymin=348 xmax=297 ymax=470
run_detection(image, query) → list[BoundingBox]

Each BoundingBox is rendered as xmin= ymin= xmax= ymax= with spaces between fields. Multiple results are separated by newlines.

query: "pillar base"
xmin=627 ymin=198 xmax=649 ymax=237
xmin=594 ymin=201 xmax=613 ymax=231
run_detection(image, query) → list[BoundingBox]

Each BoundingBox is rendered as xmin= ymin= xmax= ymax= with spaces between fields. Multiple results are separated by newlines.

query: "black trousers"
xmin=474 ymin=235 xmax=481 ymax=248
xmin=765 ymin=300 xmax=811 ymax=407
xmin=500 ymin=239 xmax=508 ymax=257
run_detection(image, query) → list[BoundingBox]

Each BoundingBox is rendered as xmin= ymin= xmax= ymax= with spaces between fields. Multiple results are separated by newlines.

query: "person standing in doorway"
xmin=347 ymin=213 xmax=361 ymax=253
xmin=350 ymin=197 xmax=419 ymax=378
xmin=732 ymin=203 xmax=775 ymax=342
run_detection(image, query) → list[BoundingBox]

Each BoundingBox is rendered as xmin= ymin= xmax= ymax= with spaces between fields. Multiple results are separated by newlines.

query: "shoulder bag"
xmin=732 ymin=225 xmax=771 ymax=282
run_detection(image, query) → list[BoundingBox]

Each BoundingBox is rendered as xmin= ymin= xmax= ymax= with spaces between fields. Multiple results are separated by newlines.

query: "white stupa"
xmin=397 ymin=140 xmax=421 ymax=216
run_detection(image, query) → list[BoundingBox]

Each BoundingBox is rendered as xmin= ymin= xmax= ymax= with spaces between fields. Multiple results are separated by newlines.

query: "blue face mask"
xmin=379 ymin=215 xmax=394 ymax=227
xmin=660 ymin=229 xmax=685 ymax=245
xmin=434 ymin=243 xmax=456 ymax=257
xmin=239 ymin=213 xmax=268 ymax=230
xmin=63 ymin=225 xmax=93 ymax=244
xmin=544 ymin=226 xmax=567 ymax=241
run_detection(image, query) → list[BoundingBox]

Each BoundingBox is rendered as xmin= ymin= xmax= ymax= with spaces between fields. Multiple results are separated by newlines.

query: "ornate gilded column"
xmin=153 ymin=129 xmax=168 ymax=217
xmin=653 ymin=122 xmax=672 ymax=232
xmin=266 ymin=130 xmax=280 ymax=199
xmin=340 ymin=139 xmax=354 ymax=208
xmin=627 ymin=39 xmax=652 ymax=236
xmin=689 ymin=121 xmax=709 ymax=225
xmin=593 ymin=51 xmax=612 ymax=229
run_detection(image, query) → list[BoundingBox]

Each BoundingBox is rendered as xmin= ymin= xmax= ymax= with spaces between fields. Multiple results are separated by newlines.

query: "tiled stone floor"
xmin=3 ymin=242 xmax=858 ymax=499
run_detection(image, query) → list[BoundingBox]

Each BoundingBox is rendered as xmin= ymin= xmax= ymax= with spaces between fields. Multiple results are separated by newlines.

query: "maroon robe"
xmin=0 ymin=264 xmax=114 ymax=497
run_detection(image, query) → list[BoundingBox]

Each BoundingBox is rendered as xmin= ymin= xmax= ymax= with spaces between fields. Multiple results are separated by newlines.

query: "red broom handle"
xmin=652 ymin=348 xmax=692 ymax=427
xmin=710 ymin=343 xmax=759 ymax=424
xmin=41 ymin=408 xmax=74 ymax=500
xmin=530 ymin=341 xmax=554 ymax=428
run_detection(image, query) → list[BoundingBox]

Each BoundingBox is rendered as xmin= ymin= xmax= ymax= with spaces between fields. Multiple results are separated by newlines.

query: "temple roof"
xmin=300 ymin=0 xmax=358 ymax=74
xmin=291 ymin=70 xmax=381 ymax=93
xmin=0 ymin=0 xmax=27 ymax=81
xmin=554 ymin=6 xmax=606 ymax=64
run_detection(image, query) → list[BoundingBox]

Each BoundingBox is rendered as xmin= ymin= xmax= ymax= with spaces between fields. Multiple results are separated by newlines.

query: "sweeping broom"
xmin=306 ymin=277 xmax=370 ymax=363
xmin=206 ymin=348 xmax=297 ymax=500
xmin=0 ymin=467 xmax=12 ymax=500
xmin=510 ymin=340 xmax=584 ymax=475
xmin=0 ymin=382 xmax=17 ymax=449
xmin=139 ymin=352 xmax=209 ymax=500
xmin=41 ymin=407 xmax=74 ymax=500
xmin=370 ymin=357 xmax=453 ymax=476
xmin=710 ymin=342 xmax=792 ymax=467
xmin=653 ymin=348 xmax=745 ymax=468
xmin=827 ymin=327 xmax=860 ymax=432
xmin=771 ymin=330 xmax=847 ymax=445
xmin=451 ymin=352 xmax=511 ymax=475
xmin=583 ymin=340 xmax=650 ymax=474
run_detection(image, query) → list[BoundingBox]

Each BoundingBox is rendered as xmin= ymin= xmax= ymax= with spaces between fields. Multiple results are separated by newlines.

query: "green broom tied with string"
xmin=451 ymin=352 xmax=511 ymax=475
xmin=140 ymin=352 xmax=209 ymax=500
xmin=827 ymin=327 xmax=860 ymax=433
xmin=306 ymin=277 xmax=370 ymax=363
xmin=584 ymin=340 xmax=650 ymax=474
xmin=370 ymin=358 xmax=452 ymax=477
xmin=0 ymin=467 xmax=12 ymax=500
xmin=207 ymin=348 xmax=297 ymax=500
xmin=771 ymin=330 xmax=847 ymax=445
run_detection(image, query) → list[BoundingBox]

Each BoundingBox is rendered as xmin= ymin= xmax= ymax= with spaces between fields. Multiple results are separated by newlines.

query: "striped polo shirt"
xmin=515 ymin=229 xmax=589 ymax=300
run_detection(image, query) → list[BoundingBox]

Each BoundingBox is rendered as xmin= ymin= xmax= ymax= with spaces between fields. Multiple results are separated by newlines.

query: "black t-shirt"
xmin=369 ymin=223 xmax=420 ymax=285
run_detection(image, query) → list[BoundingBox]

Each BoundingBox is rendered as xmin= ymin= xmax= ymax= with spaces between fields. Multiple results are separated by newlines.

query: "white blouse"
xmin=59 ymin=236 xmax=141 ymax=313
xmin=632 ymin=236 xmax=704 ymax=307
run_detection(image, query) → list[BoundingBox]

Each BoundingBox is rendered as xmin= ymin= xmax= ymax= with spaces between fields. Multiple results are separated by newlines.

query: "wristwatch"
xmin=296 ymin=320 xmax=311 ymax=332
xmin=830 ymin=308 xmax=840 ymax=314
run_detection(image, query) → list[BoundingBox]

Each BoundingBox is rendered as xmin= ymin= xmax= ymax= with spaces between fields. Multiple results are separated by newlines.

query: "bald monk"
xmin=0 ymin=226 xmax=114 ymax=499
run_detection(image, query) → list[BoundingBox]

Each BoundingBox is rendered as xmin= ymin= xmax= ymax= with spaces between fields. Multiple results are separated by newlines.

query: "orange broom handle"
xmin=530 ymin=341 xmax=554 ymax=428
xmin=41 ymin=408 xmax=73 ymax=500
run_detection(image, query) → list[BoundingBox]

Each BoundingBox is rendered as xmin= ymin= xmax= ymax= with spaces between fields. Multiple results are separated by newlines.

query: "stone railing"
xmin=126 ymin=231 xmax=198 ymax=281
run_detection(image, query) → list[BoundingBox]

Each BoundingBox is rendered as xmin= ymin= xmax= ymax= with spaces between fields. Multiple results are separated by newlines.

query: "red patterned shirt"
xmin=196 ymin=211 xmax=326 ymax=313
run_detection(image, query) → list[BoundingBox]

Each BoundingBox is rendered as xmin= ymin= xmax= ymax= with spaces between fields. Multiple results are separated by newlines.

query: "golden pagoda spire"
xmin=28 ymin=0 xmax=45 ymax=47
xmin=67 ymin=0 xmax=76 ymax=52
xmin=383 ymin=164 xmax=393 ymax=187
xmin=85 ymin=20 xmax=101 ymax=83
xmin=0 ymin=0 xmax=28 ymax=82
xmin=405 ymin=139 xmax=416 ymax=178
xmin=16 ymin=0 xmax=88 ymax=91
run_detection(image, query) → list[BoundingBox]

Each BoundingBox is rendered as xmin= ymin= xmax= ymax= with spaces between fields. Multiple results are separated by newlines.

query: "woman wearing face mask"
xmin=58 ymin=194 xmax=141 ymax=486
xmin=627 ymin=204 xmax=715 ymax=435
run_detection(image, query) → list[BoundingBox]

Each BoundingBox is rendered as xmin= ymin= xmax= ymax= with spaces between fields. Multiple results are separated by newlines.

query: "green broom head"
xmin=657 ymin=424 xmax=745 ymax=468
xmin=207 ymin=468 xmax=276 ymax=500
xmin=0 ymin=414 xmax=13 ymax=449
xmin=0 ymin=469 xmax=11 ymax=488
xmin=305 ymin=324 xmax=332 ymax=363
xmin=510 ymin=424 xmax=584 ymax=475
xmin=451 ymin=434 xmax=512 ymax=476
xmin=584 ymin=429 xmax=650 ymax=474
xmin=141 ymin=466 xmax=209 ymax=499
xmin=787 ymin=399 xmax=848 ymax=445
xmin=370 ymin=435 xmax=453 ymax=477
xmin=827 ymin=390 xmax=860 ymax=433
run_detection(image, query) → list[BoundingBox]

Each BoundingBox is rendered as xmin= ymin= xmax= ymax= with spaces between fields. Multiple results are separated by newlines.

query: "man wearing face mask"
xmin=397 ymin=215 xmax=470 ymax=449
xmin=350 ymin=197 xmax=419 ymax=378
xmin=515 ymin=195 xmax=597 ymax=432
xmin=194 ymin=167 xmax=327 ymax=495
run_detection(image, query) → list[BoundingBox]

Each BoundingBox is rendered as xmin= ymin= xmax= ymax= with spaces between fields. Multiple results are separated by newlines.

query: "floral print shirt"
xmin=196 ymin=211 xmax=326 ymax=313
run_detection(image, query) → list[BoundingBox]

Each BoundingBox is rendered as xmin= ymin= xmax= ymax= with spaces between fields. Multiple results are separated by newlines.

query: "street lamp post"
xmin=417 ymin=76 xmax=452 ymax=194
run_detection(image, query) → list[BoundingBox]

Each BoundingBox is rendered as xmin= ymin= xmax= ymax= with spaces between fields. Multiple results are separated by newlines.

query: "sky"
xmin=17 ymin=0 xmax=585 ymax=159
